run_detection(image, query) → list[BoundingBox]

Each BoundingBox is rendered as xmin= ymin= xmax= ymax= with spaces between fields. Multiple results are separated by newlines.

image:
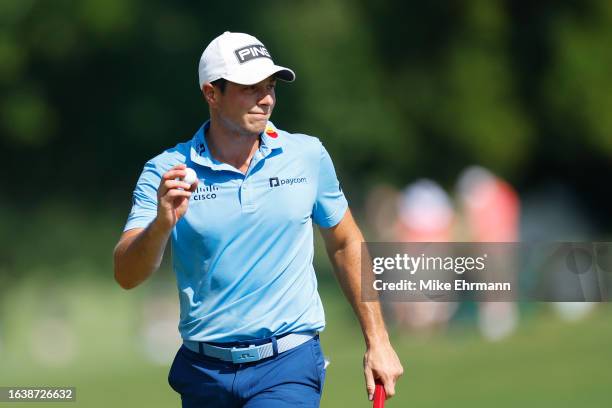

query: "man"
xmin=114 ymin=31 xmax=402 ymax=407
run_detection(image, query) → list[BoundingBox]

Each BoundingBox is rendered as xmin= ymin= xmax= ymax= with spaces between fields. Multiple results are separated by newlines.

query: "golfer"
xmin=113 ymin=31 xmax=402 ymax=407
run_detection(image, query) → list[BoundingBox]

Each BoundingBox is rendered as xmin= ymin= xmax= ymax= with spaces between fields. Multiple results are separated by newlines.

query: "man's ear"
xmin=202 ymin=83 xmax=217 ymax=106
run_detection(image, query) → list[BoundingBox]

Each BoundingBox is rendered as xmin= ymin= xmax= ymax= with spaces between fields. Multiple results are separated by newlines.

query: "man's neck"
xmin=206 ymin=118 xmax=261 ymax=174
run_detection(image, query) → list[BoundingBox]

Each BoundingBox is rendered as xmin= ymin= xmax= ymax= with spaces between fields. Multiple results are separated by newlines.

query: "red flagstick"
xmin=373 ymin=382 xmax=386 ymax=408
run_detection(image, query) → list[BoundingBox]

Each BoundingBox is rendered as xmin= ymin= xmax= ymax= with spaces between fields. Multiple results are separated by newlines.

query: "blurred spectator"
xmin=456 ymin=166 xmax=520 ymax=341
xmin=364 ymin=184 xmax=400 ymax=241
xmin=520 ymin=184 xmax=597 ymax=320
xmin=392 ymin=179 xmax=458 ymax=334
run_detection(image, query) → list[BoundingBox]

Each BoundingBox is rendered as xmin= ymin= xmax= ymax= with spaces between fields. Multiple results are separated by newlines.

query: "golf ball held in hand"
xmin=183 ymin=168 xmax=198 ymax=185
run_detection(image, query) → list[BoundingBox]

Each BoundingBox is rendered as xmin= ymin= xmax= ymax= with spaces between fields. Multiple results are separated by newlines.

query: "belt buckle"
xmin=230 ymin=345 xmax=261 ymax=363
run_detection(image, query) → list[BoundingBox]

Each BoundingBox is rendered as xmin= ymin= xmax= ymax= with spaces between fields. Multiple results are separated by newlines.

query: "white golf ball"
xmin=182 ymin=168 xmax=198 ymax=185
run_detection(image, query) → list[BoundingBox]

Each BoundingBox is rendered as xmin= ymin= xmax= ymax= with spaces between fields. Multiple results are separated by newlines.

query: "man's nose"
xmin=258 ymin=92 xmax=274 ymax=106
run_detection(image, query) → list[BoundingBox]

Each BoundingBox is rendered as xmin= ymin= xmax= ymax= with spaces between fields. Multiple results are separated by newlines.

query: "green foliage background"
xmin=0 ymin=0 xmax=610 ymax=213
xmin=1 ymin=1 xmax=611 ymax=407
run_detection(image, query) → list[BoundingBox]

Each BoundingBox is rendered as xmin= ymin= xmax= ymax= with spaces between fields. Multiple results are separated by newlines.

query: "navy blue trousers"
xmin=168 ymin=336 xmax=326 ymax=407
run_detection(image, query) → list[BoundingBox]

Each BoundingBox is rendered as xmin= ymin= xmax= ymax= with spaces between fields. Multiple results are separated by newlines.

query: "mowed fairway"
xmin=320 ymin=284 xmax=612 ymax=407
xmin=1 ymin=279 xmax=610 ymax=408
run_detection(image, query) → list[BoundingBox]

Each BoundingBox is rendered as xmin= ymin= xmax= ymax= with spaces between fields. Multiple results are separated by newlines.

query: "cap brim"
xmin=224 ymin=65 xmax=295 ymax=85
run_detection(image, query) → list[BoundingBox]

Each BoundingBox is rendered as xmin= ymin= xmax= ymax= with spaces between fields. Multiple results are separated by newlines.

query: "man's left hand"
xmin=363 ymin=341 xmax=404 ymax=401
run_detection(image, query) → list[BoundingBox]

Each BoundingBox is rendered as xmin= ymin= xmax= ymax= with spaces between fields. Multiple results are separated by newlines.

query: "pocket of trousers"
xmin=168 ymin=346 xmax=186 ymax=393
xmin=310 ymin=339 xmax=326 ymax=393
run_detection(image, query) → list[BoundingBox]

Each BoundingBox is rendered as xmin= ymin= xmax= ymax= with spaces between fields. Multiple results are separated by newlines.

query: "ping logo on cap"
xmin=234 ymin=44 xmax=272 ymax=64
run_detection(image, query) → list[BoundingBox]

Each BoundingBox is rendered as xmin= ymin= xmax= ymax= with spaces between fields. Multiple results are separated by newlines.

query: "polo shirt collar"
xmin=260 ymin=121 xmax=282 ymax=151
xmin=190 ymin=120 xmax=283 ymax=170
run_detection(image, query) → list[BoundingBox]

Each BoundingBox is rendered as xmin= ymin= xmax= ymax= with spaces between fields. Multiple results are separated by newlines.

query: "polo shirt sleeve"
xmin=123 ymin=161 xmax=161 ymax=232
xmin=312 ymin=142 xmax=348 ymax=228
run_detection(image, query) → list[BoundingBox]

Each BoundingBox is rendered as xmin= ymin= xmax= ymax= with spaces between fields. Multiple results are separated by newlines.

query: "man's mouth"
xmin=249 ymin=113 xmax=269 ymax=122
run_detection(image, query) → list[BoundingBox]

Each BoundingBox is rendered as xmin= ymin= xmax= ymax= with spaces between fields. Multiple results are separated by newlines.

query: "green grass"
xmin=1 ymin=206 xmax=610 ymax=407
xmin=319 ymin=283 xmax=612 ymax=408
xmin=1 ymin=277 xmax=611 ymax=408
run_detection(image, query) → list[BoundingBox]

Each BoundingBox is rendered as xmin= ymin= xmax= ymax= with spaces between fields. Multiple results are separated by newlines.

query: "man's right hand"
xmin=156 ymin=164 xmax=199 ymax=230
xmin=113 ymin=164 xmax=198 ymax=290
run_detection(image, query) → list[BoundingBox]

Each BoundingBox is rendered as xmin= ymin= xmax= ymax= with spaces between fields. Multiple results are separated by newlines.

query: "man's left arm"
xmin=319 ymin=209 xmax=404 ymax=401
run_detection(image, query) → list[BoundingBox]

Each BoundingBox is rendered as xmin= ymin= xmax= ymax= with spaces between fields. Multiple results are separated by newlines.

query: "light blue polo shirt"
xmin=124 ymin=121 xmax=348 ymax=342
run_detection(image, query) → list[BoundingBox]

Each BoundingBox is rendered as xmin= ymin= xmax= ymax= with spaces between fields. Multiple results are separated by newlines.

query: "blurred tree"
xmin=543 ymin=1 xmax=612 ymax=155
xmin=0 ymin=0 xmax=609 ymax=228
xmin=262 ymin=0 xmax=417 ymax=196
xmin=358 ymin=0 xmax=533 ymax=182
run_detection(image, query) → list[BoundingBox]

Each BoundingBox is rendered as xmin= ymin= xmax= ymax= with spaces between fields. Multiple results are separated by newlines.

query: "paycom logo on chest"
xmin=269 ymin=177 xmax=308 ymax=188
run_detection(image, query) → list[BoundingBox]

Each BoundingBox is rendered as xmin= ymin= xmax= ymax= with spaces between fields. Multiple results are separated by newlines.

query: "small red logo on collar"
xmin=265 ymin=128 xmax=278 ymax=138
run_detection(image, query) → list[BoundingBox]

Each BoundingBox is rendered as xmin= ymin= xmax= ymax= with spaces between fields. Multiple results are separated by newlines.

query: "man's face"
xmin=213 ymin=76 xmax=277 ymax=136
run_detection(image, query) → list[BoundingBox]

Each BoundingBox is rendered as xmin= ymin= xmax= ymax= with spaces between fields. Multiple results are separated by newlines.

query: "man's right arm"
xmin=113 ymin=164 xmax=197 ymax=290
xmin=113 ymin=221 xmax=172 ymax=289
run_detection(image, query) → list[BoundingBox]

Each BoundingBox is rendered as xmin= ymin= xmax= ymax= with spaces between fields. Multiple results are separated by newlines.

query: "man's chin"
xmin=247 ymin=119 xmax=269 ymax=134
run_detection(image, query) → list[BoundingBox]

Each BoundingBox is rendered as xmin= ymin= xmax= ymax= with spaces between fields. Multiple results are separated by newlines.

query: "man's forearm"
xmin=113 ymin=218 xmax=172 ymax=289
xmin=329 ymin=237 xmax=390 ymax=347
xmin=321 ymin=213 xmax=404 ymax=397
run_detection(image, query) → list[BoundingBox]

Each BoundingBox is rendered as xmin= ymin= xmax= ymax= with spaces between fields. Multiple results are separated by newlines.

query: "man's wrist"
xmin=364 ymin=331 xmax=391 ymax=348
xmin=150 ymin=216 xmax=174 ymax=236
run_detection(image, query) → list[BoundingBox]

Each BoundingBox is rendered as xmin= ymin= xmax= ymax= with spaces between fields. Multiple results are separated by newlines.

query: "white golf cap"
xmin=198 ymin=31 xmax=295 ymax=89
